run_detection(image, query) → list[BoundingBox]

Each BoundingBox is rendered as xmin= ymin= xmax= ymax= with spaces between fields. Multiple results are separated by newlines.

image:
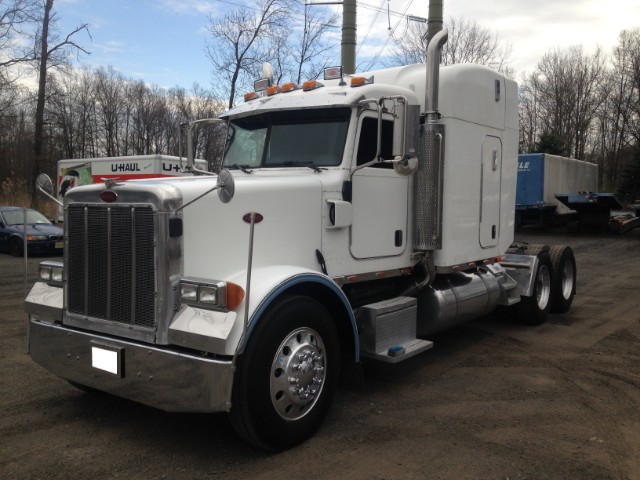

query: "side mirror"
xmin=36 ymin=173 xmax=63 ymax=206
xmin=392 ymin=103 xmax=420 ymax=159
xmin=391 ymin=101 xmax=420 ymax=176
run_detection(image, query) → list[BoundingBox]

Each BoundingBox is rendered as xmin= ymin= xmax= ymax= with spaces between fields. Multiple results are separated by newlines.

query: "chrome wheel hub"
xmin=536 ymin=264 xmax=551 ymax=310
xmin=561 ymin=261 xmax=574 ymax=300
xmin=270 ymin=327 xmax=326 ymax=420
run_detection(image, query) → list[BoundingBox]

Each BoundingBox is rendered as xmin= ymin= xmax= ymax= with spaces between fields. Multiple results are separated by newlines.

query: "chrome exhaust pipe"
xmin=425 ymin=28 xmax=448 ymax=123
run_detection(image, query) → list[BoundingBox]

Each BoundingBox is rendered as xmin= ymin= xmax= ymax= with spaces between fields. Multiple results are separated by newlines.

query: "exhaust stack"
xmin=425 ymin=28 xmax=448 ymax=124
xmin=414 ymin=27 xmax=448 ymax=253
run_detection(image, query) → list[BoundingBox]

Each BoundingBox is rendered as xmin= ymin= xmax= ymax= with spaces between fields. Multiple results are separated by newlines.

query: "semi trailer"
xmin=516 ymin=153 xmax=598 ymax=228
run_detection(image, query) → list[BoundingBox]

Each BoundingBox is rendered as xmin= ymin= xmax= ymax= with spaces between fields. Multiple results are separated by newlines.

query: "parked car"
xmin=0 ymin=206 xmax=63 ymax=256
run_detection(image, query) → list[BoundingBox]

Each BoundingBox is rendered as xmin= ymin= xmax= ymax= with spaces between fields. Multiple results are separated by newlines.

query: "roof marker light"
xmin=266 ymin=85 xmax=281 ymax=96
xmin=281 ymin=82 xmax=300 ymax=93
xmin=351 ymin=76 xmax=374 ymax=87
xmin=244 ymin=91 xmax=260 ymax=102
xmin=302 ymin=80 xmax=324 ymax=91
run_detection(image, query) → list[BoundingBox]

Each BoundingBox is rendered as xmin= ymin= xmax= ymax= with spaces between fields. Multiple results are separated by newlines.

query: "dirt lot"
xmin=1 ymin=227 xmax=640 ymax=480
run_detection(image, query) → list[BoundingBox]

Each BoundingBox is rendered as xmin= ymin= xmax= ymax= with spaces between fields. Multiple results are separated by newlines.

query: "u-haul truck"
xmin=27 ymin=30 xmax=577 ymax=451
xmin=57 ymin=154 xmax=208 ymax=198
xmin=56 ymin=154 xmax=208 ymax=221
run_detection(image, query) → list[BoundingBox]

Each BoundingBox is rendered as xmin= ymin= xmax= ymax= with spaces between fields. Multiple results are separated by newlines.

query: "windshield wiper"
xmin=267 ymin=161 xmax=327 ymax=172
xmin=228 ymin=163 xmax=253 ymax=174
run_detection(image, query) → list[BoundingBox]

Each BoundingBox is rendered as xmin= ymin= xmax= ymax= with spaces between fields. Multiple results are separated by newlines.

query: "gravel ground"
xmin=1 ymin=227 xmax=639 ymax=480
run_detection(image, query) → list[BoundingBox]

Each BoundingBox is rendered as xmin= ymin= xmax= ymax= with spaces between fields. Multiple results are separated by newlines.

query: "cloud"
xmin=94 ymin=40 xmax=127 ymax=54
xmin=159 ymin=0 xmax=220 ymax=16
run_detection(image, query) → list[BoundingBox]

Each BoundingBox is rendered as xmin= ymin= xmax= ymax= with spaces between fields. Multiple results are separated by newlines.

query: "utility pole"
xmin=341 ymin=0 xmax=356 ymax=74
xmin=309 ymin=0 xmax=356 ymax=74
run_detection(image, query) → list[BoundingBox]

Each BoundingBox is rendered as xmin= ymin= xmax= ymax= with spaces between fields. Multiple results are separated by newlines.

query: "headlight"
xmin=179 ymin=279 xmax=225 ymax=308
xmin=180 ymin=282 xmax=198 ymax=302
xmin=39 ymin=261 xmax=64 ymax=286
xmin=27 ymin=235 xmax=47 ymax=241
xmin=198 ymin=285 xmax=218 ymax=305
xmin=179 ymin=278 xmax=244 ymax=309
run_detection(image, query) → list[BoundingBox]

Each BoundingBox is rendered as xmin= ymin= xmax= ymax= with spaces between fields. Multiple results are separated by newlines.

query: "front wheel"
xmin=515 ymin=251 xmax=553 ymax=325
xmin=229 ymin=295 xmax=340 ymax=451
xmin=9 ymin=237 xmax=23 ymax=257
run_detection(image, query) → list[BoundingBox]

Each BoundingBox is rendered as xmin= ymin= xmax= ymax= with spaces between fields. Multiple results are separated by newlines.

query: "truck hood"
xmin=62 ymin=172 xmax=326 ymax=281
xmin=169 ymin=173 xmax=325 ymax=281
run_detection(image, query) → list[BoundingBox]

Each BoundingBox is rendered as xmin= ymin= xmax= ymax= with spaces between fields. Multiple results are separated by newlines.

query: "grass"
xmin=0 ymin=176 xmax=58 ymax=219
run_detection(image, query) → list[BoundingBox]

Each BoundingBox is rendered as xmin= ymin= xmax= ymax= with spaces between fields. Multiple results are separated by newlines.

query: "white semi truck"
xmin=26 ymin=30 xmax=577 ymax=451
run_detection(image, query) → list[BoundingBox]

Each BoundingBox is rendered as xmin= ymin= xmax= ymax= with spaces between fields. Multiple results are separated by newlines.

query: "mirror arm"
xmin=38 ymin=186 xmax=63 ymax=207
xmin=179 ymin=118 xmax=227 ymax=176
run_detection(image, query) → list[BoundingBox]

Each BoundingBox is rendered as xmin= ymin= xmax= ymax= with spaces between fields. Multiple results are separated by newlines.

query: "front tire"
xmin=229 ymin=295 xmax=340 ymax=451
xmin=515 ymin=251 xmax=553 ymax=325
xmin=9 ymin=237 xmax=23 ymax=257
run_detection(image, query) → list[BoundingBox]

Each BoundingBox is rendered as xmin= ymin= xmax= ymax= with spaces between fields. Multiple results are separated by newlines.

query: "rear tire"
xmin=229 ymin=295 xmax=340 ymax=451
xmin=549 ymin=245 xmax=576 ymax=313
xmin=515 ymin=251 xmax=552 ymax=325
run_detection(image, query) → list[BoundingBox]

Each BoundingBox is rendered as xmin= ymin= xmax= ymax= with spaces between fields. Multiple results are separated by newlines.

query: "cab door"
xmin=349 ymin=114 xmax=409 ymax=259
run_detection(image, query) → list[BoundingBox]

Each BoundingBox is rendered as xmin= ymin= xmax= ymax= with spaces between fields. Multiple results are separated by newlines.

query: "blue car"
xmin=0 ymin=206 xmax=64 ymax=256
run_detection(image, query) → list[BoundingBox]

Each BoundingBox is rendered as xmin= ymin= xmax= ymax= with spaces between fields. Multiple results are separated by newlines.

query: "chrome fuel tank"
xmin=416 ymin=268 xmax=501 ymax=336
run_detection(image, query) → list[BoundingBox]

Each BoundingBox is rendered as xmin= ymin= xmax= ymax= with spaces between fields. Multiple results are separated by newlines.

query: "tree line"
xmin=519 ymin=30 xmax=640 ymax=197
xmin=0 ymin=66 xmax=227 ymax=183
xmin=1 ymin=0 xmax=639 ymax=203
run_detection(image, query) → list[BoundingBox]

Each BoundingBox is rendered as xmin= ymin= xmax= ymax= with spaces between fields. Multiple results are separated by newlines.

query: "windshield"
xmin=1 ymin=209 xmax=51 ymax=226
xmin=223 ymin=108 xmax=351 ymax=168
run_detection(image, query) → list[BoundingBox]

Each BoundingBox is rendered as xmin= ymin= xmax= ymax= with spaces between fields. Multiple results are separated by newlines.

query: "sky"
xmin=54 ymin=0 xmax=640 ymax=90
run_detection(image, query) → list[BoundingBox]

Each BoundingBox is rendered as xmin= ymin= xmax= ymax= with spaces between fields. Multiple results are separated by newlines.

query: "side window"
xmin=356 ymin=117 xmax=394 ymax=167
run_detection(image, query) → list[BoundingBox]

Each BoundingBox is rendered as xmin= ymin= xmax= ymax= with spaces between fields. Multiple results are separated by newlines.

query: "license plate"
xmin=91 ymin=345 xmax=122 ymax=376
xmin=55 ymin=241 xmax=63 ymax=249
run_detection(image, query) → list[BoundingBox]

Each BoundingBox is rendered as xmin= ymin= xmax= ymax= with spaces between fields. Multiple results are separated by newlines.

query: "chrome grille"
xmin=66 ymin=204 xmax=156 ymax=329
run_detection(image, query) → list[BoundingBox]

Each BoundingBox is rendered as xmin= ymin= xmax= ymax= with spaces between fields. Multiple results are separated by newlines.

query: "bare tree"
xmin=93 ymin=66 xmax=126 ymax=157
xmin=387 ymin=16 xmax=513 ymax=75
xmin=593 ymin=30 xmax=639 ymax=188
xmin=205 ymin=0 xmax=289 ymax=109
xmin=288 ymin=7 xmax=339 ymax=83
xmin=519 ymin=46 xmax=606 ymax=161
xmin=0 ymin=0 xmax=36 ymax=69
xmin=0 ymin=0 xmax=37 ymax=114
xmin=32 ymin=0 xmax=90 ymax=198
xmin=127 ymin=81 xmax=169 ymax=154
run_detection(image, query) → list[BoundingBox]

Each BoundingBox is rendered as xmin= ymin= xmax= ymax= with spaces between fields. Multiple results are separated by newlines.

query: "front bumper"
xmin=28 ymin=318 xmax=234 ymax=413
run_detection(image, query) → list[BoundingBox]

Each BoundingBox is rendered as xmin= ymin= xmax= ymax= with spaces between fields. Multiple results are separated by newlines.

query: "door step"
xmin=356 ymin=296 xmax=433 ymax=363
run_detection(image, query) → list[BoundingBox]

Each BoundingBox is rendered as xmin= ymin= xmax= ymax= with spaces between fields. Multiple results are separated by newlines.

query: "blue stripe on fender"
xmin=245 ymin=273 xmax=359 ymax=360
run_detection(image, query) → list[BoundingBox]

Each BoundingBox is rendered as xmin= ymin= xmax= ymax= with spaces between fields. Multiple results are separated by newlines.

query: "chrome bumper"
xmin=28 ymin=318 xmax=234 ymax=413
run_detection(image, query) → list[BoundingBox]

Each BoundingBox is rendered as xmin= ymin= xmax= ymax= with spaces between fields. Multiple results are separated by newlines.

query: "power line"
xmin=357 ymin=0 xmax=386 ymax=56
xmin=360 ymin=0 xmax=414 ymax=71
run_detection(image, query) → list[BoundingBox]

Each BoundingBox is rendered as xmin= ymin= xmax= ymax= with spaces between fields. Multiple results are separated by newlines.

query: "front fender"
xmin=225 ymin=265 xmax=358 ymax=360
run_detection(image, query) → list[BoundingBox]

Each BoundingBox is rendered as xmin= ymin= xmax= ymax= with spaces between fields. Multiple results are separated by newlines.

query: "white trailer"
xmin=27 ymin=30 xmax=577 ymax=451
xmin=56 ymin=155 xmax=208 ymax=221
xmin=57 ymin=154 xmax=208 ymax=198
